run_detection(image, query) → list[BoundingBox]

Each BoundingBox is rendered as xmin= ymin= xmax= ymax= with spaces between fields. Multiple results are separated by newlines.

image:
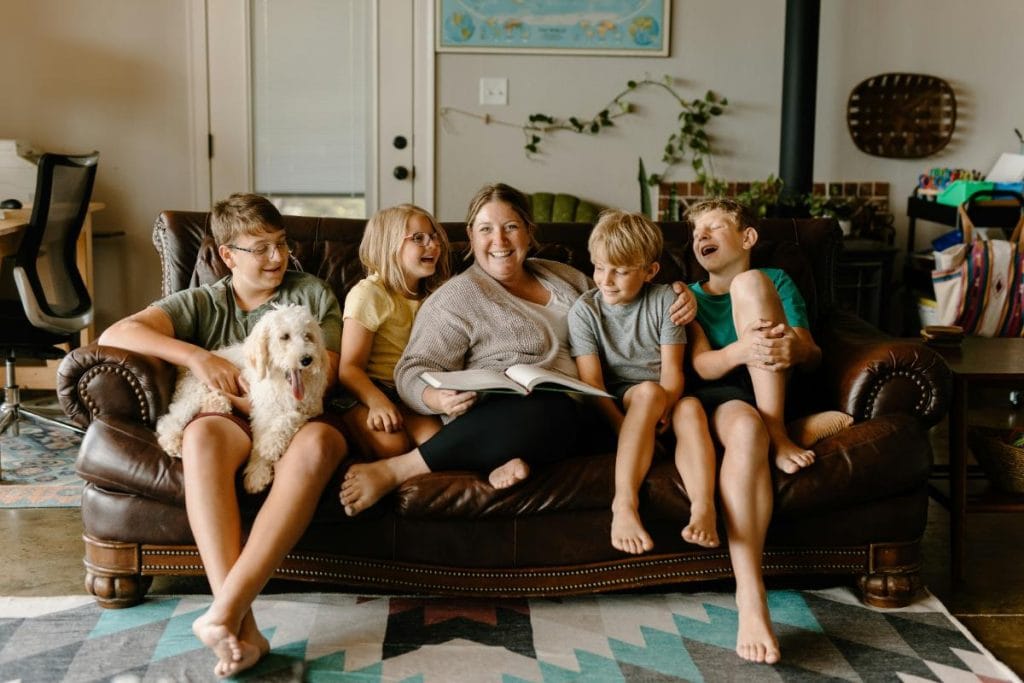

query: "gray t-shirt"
xmin=568 ymin=283 xmax=687 ymax=395
xmin=153 ymin=270 xmax=342 ymax=352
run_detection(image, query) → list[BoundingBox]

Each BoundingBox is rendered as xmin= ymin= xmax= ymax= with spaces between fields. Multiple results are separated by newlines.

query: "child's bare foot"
xmin=610 ymin=504 xmax=654 ymax=554
xmin=772 ymin=438 xmax=815 ymax=474
xmin=735 ymin=589 xmax=780 ymax=664
xmin=193 ymin=611 xmax=242 ymax=677
xmin=340 ymin=461 xmax=398 ymax=516
xmin=488 ymin=458 xmax=530 ymax=489
xmin=215 ymin=617 xmax=270 ymax=678
xmin=681 ymin=504 xmax=720 ymax=548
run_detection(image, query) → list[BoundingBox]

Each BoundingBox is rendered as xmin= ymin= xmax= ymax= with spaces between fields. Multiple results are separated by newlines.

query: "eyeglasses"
xmin=227 ymin=240 xmax=293 ymax=259
xmin=403 ymin=232 xmax=439 ymax=247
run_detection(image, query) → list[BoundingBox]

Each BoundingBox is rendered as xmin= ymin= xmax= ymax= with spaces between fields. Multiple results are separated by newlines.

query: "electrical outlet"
xmin=479 ymin=77 xmax=508 ymax=106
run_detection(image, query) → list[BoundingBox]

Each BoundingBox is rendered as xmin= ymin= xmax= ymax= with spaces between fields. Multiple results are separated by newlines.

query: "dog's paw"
xmin=243 ymin=458 xmax=274 ymax=493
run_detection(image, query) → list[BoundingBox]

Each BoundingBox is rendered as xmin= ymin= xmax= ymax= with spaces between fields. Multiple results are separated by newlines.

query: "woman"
xmin=340 ymin=183 xmax=694 ymax=515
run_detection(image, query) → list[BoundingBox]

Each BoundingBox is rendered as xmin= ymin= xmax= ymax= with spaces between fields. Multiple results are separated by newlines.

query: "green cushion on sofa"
xmin=531 ymin=192 xmax=601 ymax=223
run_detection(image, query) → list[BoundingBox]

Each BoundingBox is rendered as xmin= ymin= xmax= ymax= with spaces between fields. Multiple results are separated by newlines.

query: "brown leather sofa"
xmin=58 ymin=211 xmax=951 ymax=610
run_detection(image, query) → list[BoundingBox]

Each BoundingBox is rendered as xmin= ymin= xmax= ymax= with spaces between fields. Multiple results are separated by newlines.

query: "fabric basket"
xmin=967 ymin=426 xmax=1024 ymax=494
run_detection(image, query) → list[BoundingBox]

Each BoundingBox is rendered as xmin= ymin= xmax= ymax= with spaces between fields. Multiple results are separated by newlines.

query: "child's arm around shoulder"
xmin=98 ymin=306 xmax=243 ymax=396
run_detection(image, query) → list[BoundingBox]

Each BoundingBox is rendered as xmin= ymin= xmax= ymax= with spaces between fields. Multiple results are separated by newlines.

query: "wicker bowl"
xmin=968 ymin=426 xmax=1024 ymax=494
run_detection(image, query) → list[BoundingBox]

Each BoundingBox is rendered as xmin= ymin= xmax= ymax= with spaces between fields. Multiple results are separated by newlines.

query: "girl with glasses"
xmin=336 ymin=204 xmax=451 ymax=459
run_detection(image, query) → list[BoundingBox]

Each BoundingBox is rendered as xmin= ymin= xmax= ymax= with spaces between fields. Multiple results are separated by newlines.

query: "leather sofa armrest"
xmin=819 ymin=310 xmax=952 ymax=427
xmin=57 ymin=343 xmax=177 ymax=429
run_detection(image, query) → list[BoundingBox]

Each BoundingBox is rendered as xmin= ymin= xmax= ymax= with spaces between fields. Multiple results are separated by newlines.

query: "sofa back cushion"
xmin=153 ymin=212 xmax=839 ymax=330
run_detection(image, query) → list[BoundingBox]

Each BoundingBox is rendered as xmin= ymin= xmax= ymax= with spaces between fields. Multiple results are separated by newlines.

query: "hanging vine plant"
xmin=440 ymin=75 xmax=728 ymax=190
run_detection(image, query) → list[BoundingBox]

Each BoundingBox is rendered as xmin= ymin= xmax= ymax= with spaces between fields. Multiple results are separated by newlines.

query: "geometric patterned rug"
xmin=0 ymin=587 xmax=1018 ymax=682
xmin=0 ymin=421 xmax=81 ymax=508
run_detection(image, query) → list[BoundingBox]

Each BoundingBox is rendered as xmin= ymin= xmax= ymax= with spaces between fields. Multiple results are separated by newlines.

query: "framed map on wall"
xmin=437 ymin=0 xmax=670 ymax=56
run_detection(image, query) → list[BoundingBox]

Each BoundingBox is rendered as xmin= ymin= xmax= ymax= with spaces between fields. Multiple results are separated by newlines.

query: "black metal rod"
xmin=779 ymin=0 xmax=821 ymax=204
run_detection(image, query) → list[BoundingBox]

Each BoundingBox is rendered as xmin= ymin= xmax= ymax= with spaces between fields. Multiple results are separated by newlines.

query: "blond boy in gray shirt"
xmin=569 ymin=210 xmax=719 ymax=557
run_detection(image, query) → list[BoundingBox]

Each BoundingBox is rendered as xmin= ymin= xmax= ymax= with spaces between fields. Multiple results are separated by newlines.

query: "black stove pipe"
xmin=778 ymin=0 xmax=821 ymax=206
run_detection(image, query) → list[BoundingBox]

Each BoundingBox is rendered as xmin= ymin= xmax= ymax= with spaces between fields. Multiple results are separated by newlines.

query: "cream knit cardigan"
xmin=394 ymin=258 xmax=592 ymax=416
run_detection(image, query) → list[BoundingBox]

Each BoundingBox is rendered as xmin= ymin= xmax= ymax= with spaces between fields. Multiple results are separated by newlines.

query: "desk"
xmin=928 ymin=337 xmax=1024 ymax=584
xmin=0 ymin=203 xmax=102 ymax=389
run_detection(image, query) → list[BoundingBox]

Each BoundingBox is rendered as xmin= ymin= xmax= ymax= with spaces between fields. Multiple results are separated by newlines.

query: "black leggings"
xmin=419 ymin=392 xmax=605 ymax=473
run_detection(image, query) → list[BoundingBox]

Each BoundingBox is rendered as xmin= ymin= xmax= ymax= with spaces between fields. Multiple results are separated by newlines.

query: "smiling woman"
xmin=339 ymin=183 xmax=608 ymax=515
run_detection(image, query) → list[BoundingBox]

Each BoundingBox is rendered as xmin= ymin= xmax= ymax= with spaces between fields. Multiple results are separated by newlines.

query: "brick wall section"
xmin=657 ymin=181 xmax=890 ymax=221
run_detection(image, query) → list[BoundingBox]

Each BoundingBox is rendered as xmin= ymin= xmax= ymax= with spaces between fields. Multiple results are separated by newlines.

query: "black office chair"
xmin=0 ymin=152 xmax=98 ymax=473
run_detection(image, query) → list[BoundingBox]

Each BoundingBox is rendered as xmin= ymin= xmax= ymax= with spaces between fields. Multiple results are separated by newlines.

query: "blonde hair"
xmin=359 ymin=204 xmax=451 ymax=298
xmin=210 ymin=193 xmax=284 ymax=246
xmin=684 ymin=197 xmax=758 ymax=232
xmin=588 ymin=209 xmax=663 ymax=267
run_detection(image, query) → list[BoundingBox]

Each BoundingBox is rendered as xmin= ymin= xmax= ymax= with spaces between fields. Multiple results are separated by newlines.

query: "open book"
xmin=421 ymin=364 xmax=612 ymax=398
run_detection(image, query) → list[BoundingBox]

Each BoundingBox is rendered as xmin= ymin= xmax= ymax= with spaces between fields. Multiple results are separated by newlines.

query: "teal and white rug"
xmin=0 ymin=587 xmax=1017 ymax=681
xmin=0 ymin=420 xmax=81 ymax=508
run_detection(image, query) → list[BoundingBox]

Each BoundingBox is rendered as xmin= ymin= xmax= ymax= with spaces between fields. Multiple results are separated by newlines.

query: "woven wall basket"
xmin=847 ymin=73 xmax=957 ymax=159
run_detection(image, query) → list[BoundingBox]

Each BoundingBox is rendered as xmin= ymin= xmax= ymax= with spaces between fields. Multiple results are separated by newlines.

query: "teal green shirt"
xmin=688 ymin=268 xmax=808 ymax=350
xmin=154 ymin=270 xmax=342 ymax=352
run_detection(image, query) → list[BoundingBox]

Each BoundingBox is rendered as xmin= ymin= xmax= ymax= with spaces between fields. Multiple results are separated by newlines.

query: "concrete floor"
xmin=0 ymin=396 xmax=1022 ymax=676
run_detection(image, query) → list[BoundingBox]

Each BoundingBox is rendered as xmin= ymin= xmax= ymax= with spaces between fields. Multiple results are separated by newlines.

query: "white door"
xmin=192 ymin=0 xmax=434 ymax=217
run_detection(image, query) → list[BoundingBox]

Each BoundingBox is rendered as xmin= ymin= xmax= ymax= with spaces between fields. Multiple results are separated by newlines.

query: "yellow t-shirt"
xmin=343 ymin=274 xmax=421 ymax=381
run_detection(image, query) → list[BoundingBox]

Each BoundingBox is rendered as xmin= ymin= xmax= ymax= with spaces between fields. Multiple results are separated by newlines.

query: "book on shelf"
xmin=420 ymin=364 xmax=612 ymax=398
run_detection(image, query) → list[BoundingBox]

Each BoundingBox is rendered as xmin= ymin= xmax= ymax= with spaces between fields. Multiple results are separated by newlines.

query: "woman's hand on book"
xmin=425 ymin=387 xmax=479 ymax=417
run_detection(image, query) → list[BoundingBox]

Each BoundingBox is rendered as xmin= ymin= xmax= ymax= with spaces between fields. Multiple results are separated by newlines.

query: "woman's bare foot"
xmin=771 ymin=434 xmax=815 ymax=474
xmin=681 ymin=504 xmax=720 ymax=548
xmin=488 ymin=458 xmax=530 ymax=489
xmin=610 ymin=502 xmax=654 ymax=554
xmin=193 ymin=611 xmax=242 ymax=677
xmin=340 ymin=461 xmax=398 ymax=516
xmin=735 ymin=589 xmax=780 ymax=664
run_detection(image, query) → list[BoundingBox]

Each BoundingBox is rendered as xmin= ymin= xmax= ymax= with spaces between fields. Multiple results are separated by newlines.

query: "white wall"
xmin=2 ymin=0 xmax=1022 ymax=331
xmin=0 ymin=0 xmax=195 ymax=332
xmin=436 ymin=0 xmax=1024 ymax=256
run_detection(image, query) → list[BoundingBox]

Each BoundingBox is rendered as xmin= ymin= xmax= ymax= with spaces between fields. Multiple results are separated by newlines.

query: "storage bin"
xmin=937 ymin=181 xmax=994 ymax=206
xmin=968 ymin=426 xmax=1024 ymax=494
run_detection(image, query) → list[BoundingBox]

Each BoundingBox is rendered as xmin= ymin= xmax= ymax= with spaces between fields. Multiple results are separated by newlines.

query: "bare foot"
xmin=488 ymin=458 xmax=530 ymax=489
xmin=193 ymin=611 xmax=242 ymax=676
xmin=681 ymin=504 xmax=720 ymax=548
xmin=772 ymin=438 xmax=815 ymax=474
xmin=215 ymin=619 xmax=270 ymax=678
xmin=610 ymin=504 xmax=654 ymax=555
xmin=340 ymin=461 xmax=398 ymax=516
xmin=735 ymin=590 xmax=780 ymax=664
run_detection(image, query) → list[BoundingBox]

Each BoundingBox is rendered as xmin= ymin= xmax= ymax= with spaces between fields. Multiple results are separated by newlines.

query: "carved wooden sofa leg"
xmin=858 ymin=540 xmax=923 ymax=608
xmin=83 ymin=535 xmax=152 ymax=608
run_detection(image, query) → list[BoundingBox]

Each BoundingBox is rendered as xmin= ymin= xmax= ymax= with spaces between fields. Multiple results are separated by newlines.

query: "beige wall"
xmin=2 ymin=0 xmax=1022 ymax=331
xmin=436 ymin=0 xmax=1024 ymax=257
xmin=0 ymin=0 xmax=195 ymax=332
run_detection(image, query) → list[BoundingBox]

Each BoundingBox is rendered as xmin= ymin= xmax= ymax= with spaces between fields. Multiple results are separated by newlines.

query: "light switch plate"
xmin=479 ymin=77 xmax=508 ymax=106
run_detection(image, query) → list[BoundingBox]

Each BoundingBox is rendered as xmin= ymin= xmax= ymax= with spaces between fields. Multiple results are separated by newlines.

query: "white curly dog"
xmin=156 ymin=304 xmax=329 ymax=493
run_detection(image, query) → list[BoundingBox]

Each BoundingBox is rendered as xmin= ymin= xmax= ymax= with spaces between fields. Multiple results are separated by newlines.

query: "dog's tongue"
xmin=289 ymin=369 xmax=305 ymax=401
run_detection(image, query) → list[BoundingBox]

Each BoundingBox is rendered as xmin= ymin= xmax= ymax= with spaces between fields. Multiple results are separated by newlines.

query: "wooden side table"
xmin=928 ymin=337 xmax=1024 ymax=583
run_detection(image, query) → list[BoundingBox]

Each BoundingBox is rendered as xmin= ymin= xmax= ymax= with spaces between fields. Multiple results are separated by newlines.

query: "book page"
xmin=504 ymin=364 xmax=612 ymax=397
xmin=420 ymin=369 xmax=527 ymax=394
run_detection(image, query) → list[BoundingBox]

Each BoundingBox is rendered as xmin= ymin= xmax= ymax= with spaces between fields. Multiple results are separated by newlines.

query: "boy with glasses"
xmin=99 ymin=192 xmax=347 ymax=678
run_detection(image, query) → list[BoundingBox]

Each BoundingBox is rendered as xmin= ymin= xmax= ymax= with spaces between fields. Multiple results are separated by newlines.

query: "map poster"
xmin=437 ymin=0 xmax=670 ymax=56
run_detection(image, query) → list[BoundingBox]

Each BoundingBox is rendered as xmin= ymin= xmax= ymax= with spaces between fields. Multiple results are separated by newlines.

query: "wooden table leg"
xmin=950 ymin=376 xmax=968 ymax=584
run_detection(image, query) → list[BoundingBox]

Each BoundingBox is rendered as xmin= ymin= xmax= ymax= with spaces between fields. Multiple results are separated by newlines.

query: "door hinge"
xmin=208 ymin=134 xmax=214 ymax=159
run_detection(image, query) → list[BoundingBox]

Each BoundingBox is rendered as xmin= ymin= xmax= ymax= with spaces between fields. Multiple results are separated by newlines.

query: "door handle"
xmin=393 ymin=166 xmax=411 ymax=180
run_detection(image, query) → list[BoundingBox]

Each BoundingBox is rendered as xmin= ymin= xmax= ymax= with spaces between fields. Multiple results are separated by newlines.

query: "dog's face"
xmin=245 ymin=304 xmax=326 ymax=401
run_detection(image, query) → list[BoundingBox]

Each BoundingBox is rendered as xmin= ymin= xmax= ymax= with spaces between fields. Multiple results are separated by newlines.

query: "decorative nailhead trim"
xmin=80 ymin=364 xmax=150 ymax=425
xmin=138 ymin=547 xmax=868 ymax=592
xmin=862 ymin=366 xmax=932 ymax=418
